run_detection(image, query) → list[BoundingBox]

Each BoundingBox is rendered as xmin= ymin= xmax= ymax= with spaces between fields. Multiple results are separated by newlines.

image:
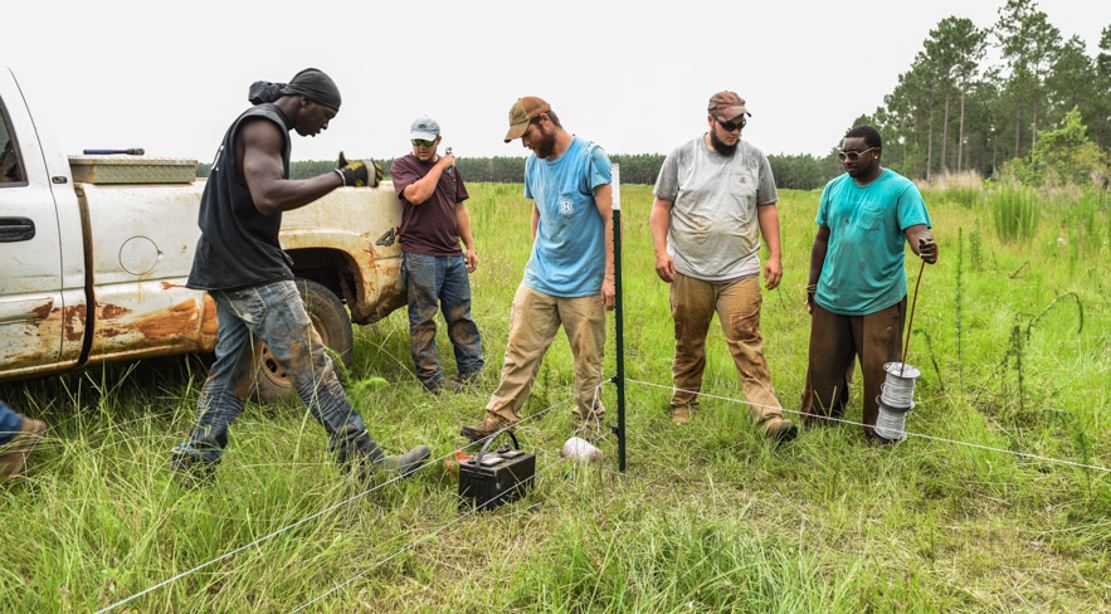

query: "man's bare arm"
xmin=239 ymin=118 xmax=341 ymax=216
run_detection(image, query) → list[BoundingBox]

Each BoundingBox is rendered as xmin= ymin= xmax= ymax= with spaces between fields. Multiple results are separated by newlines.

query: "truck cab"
xmin=0 ymin=67 xmax=406 ymax=397
xmin=1 ymin=66 xmax=90 ymax=378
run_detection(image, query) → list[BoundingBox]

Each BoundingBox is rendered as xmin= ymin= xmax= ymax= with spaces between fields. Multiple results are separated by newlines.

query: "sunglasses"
xmin=837 ymin=147 xmax=877 ymax=162
xmin=716 ymin=117 xmax=747 ymax=132
xmin=411 ymin=139 xmax=437 ymax=147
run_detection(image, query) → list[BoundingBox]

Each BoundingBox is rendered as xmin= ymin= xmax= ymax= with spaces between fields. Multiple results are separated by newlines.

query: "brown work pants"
xmin=486 ymin=285 xmax=605 ymax=423
xmin=801 ymin=298 xmax=906 ymax=436
xmin=669 ymin=273 xmax=784 ymax=431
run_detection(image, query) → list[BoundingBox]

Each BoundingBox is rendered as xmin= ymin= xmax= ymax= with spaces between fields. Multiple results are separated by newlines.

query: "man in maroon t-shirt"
xmin=391 ymin=116 xmax=484 ymax=393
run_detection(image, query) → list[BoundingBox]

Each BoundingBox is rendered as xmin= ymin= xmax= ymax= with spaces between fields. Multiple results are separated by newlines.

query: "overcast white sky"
xmin=6 ymin=1 xmax=1108 ymax=164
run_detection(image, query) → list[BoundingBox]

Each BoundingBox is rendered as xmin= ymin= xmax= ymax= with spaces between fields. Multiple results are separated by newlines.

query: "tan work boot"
xmin=361 ymin=444 xmax=433 ymax=481
xmin=0 ymin=418 xmax=47 ymax=478
xmin=460 ymin=414 xmax=514 ymax=441
xmin=670 ymin=404 xmax=692 ymax=425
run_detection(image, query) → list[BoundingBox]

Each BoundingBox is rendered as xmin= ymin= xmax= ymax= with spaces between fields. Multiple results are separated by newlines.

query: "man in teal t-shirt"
xmin=802 ymin=125 xmax=938 ymax=440
xmin=461 ymin=96 xmax=615 ymax=442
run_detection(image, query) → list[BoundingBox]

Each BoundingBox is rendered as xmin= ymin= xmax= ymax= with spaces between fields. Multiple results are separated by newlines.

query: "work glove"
xmin=918 ymin=238 xmax=938 ymax=264
xmin=336 ymin=152 xmax=383 ymax=187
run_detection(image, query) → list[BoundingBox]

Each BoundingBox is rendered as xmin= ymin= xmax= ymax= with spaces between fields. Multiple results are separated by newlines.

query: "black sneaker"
xmin=767 ymin=420 xmax=800 ymax=445
xmin=169 ymin=448 xmax=217 ymax=488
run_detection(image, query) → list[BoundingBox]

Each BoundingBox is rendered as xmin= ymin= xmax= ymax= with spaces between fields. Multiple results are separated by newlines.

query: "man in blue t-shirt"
xmin=461 ymin=96 xmax=615 ymax=441
xmin=802 ymin=125 xmax=938 ymax=440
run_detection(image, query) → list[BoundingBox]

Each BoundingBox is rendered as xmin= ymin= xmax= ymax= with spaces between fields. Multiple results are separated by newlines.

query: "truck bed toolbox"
xmin=68 ymin=156 xmax=197 ymax=184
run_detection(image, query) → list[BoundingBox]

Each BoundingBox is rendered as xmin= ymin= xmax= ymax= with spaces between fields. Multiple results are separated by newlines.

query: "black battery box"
xmin=458 ymin=431 xmax=536 ymax=511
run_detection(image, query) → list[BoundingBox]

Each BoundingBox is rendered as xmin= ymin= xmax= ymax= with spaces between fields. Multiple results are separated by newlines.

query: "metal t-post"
xmin=612 ymin=164 xmax=626 ymax=471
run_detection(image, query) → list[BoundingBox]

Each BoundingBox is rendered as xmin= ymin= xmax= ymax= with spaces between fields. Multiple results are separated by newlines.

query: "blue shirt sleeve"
xmin=589 ymin=146 xmax=613 ymax=191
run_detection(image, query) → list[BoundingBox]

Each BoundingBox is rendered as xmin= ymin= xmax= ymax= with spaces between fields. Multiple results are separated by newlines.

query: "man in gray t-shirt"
xmin=649 ymin=91 xmax=797 ymax=442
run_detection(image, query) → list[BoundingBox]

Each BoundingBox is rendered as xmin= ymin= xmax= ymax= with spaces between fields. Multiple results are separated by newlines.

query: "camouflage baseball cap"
xmin=708 ymin=91 xmax=750 ymax=121
xmin=504 ymin=96 xmax=551 ymax=142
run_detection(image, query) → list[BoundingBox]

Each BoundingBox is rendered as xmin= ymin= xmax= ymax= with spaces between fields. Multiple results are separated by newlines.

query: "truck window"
xmin=0 ymin=100 xmax=25 ymax=185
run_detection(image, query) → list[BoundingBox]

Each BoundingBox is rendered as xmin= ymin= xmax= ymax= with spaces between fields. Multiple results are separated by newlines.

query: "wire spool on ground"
xmin=874 ymin=362 xmax=921 ymax=443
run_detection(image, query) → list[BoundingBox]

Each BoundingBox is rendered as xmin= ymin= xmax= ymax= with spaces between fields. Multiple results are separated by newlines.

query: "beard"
xmin=532 ymin=130 xmax=557 ymax=159
xmin=709 ymin=130 xmax=737 ymax=156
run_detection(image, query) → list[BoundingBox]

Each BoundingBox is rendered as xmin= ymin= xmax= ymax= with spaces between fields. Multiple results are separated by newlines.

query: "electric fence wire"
xmin=94 ymin=380 xmax=601 ymax=614
xmin=99 ymin=371 xmax=1111 ymax=612
xmin=624 ymin=378 xmax=1111 ymax=474
xmin=290 ymin=406 xmax=616 ymax=613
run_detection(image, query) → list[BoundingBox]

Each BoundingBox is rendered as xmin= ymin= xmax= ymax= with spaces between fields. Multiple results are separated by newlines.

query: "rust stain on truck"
xmin=32 ymin=299 xmax=55 ymax=320
xmin=201 ymin=294 xmax=218 ymax=339
xmin=136 ymin=299 xmax=201 ymax=339
xmin=64 ymin=306 xmax=85 ymax=342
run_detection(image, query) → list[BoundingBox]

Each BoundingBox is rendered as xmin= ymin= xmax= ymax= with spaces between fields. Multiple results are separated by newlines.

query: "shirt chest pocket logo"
xmin=559 ymin=198 xmax=575 ymax=216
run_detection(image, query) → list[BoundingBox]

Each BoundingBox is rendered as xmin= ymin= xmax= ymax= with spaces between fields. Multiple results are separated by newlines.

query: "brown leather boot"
xmin=0 ymin=418 xmax=47 ymax=478
xmin=670 ymin=405 xmax=692 ymax=424
xmin=460 ymin=414 xmax=514 ymax=441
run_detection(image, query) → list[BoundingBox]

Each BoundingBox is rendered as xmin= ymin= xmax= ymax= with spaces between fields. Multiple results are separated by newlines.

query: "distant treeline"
xmin=193 ymin=5 xmax=1111 ymax=193
xmin=196 ymin=152 xmax=838 ymax=190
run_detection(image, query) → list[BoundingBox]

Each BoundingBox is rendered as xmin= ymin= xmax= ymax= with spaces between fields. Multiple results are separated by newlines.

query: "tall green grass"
xmin=990 ymin=184 xmax=1041 ymax=242
xmin=1 ymin=184 xmax=1109 ymax=612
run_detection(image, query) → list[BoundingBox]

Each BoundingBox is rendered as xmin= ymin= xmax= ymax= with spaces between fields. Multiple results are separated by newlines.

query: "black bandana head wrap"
xmin=247 ymin=68 xmax=341 ymax=111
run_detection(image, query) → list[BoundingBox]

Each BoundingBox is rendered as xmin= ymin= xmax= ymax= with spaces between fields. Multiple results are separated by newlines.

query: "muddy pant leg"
xmin=177 ymin=293 xmax=255 ymax=465
xmin=857 ymin=298 xmax=907 ymax=435
xmin=486 ymin=285 xmax=561 ymax=423
xmin=717 ymin=276 xmax=783 ymax=431
xmin=404 ymin=252 xmax=444 ymax=387
xmin=440 ymin=255 xmax=484 ymax=380
xmin=669 ymin=273 xmax=715 ymax=410
xmin=802 ymin=303 xmax=857 ymax=426
xmin=243 ymin=281 xmax=377 ymax=463
xmin=559 ymin=294 xmax=606 ymax=420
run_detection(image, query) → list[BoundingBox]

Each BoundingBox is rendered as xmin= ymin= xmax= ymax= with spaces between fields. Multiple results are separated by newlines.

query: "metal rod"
xmin=900 ymin=257 xmax=928 ymax=377
xmin=612 ymin=164 xmax=626 ymax=472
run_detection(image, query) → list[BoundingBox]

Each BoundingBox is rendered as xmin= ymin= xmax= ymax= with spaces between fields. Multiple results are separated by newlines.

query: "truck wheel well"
xmin=286 ymin=248 xmax=361 ymax=308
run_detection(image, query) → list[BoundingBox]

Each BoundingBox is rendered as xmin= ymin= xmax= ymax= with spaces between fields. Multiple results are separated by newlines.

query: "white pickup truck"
xmin=0 ymin=67 xmax=405 ymax=400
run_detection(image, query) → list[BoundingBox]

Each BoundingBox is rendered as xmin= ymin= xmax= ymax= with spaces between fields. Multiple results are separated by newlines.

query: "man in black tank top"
xmin=171 ymin=68 xmax=430 ymax=484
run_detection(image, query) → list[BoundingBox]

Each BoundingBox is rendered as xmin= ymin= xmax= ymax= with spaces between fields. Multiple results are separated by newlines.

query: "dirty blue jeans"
xmin=0 ymin=400 xmax=23 ymax=446
xmin=403 ymin=252 xmax=484 ymax=387
xmin=173 ymin=279 xmax=378 ymax=467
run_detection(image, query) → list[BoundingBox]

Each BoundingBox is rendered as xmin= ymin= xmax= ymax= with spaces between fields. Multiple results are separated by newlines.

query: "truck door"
xmin=0 ymin=70 xmax=86 ymax=379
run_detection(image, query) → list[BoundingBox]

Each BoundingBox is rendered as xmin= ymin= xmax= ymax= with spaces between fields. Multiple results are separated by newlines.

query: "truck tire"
xmin=251 ymin=278 xmax=354 ymax=403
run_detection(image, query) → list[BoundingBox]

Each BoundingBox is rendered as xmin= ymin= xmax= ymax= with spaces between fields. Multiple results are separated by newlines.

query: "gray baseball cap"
xmin=410 ymin=116 xmax=441 ymax=141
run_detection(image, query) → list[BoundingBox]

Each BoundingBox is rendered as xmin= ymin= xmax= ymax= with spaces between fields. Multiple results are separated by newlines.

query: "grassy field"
xmin=2 ymin=182 xmax=1110 ymax=613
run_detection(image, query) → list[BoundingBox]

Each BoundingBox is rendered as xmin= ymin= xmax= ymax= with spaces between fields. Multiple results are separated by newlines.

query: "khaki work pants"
xmin=669 ymin=273 xmax=784 ymax=431
xmin=486 ymin=285 xmax=605 ymax=422
xmin=801 ymin=298 xmax=906 ymax=436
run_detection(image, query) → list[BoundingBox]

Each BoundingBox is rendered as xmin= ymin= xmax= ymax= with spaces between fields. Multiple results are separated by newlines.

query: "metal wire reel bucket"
xmin=873 ymin=362 xmax=921 ymax=444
